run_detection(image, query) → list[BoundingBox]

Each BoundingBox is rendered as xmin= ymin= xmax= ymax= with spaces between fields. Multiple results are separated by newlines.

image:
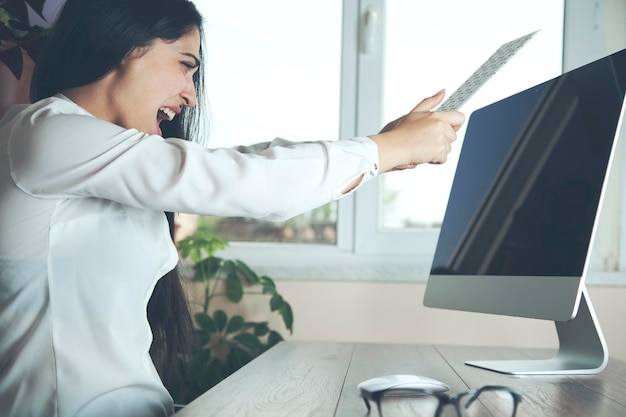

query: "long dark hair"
xmin=31 ymin=0 xmax=207 ymax=382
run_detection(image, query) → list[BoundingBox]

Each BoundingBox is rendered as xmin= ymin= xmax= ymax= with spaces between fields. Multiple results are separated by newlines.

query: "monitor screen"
xmin=424 ymin=48 xmax=626 ymax=323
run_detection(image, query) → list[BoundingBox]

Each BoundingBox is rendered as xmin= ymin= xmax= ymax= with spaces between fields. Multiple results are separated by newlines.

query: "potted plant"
xmin=0 ymin=0 xmax=50 ymax=79
xmin=166 ymin=230 xmax=294 ymax=404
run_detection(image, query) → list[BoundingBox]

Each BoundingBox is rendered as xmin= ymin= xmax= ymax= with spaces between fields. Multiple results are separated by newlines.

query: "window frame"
xmin=214 ymin=0 xmax=626 ymax=285
xmin=217 ymin=0 xmax=433 ymax=281
xmin=564 ymin=0 xmax=626 ymax=286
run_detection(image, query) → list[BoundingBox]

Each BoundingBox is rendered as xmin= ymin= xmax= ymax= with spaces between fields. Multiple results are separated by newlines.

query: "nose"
xmin=181 ymin=77 xmax=198 ymax=108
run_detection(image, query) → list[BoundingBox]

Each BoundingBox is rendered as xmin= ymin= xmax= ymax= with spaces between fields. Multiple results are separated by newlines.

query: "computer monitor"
xmin=423 ymin=48 xmax=626 ymax=375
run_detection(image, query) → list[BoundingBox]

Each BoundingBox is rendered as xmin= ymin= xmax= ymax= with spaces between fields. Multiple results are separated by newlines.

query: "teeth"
xmin=159 ymin=107 xmax=176 ymax=121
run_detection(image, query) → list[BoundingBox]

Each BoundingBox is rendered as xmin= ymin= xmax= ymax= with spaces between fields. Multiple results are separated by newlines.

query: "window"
xmin=348 ymin=0 xmax=563 ymax=260
xmin=191 ymin=1 xmax=343 ymax=244
xmin=564 ymin=0 xmax=626 ymax=285
xmin=380 ymin=1 xmax=563 ymax=230
xmin=184 ymin=1 xmax=616 ymax=283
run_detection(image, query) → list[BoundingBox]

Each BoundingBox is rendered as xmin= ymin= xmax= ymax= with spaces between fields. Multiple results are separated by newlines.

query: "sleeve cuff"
xmin=334 ymin=136 xmax=380 ymax=198
xmin=351 ymin=135 xmax=380 ymax=181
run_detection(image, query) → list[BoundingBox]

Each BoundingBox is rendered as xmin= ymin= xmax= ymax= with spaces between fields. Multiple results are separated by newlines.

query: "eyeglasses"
xmin=361 ymin=385 xmax=523 ymax=417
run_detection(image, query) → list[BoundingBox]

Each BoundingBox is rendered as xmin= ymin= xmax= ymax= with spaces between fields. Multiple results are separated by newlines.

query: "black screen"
xmin=431 ymin=48 xmax=626 ymax=277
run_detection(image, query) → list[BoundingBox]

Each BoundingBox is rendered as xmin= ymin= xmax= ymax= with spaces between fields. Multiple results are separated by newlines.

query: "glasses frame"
xmin=361 ymin=385 xmax=523 ymax=417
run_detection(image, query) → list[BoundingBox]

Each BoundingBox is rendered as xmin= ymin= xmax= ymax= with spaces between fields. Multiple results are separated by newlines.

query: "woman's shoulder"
xmin=10 ymin=94 xmax=132 ymax=141
xmin=6 ymin=95 xmax=149 ymax=170
xmin=25 ymin=94 xmax=94 ymax=120
xmin=3 ymin=94 xmax=94 ymax=133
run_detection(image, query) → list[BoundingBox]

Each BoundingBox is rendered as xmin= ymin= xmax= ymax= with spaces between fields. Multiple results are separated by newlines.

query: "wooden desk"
xmin=175 ymin=342 xmax=626 ymax=417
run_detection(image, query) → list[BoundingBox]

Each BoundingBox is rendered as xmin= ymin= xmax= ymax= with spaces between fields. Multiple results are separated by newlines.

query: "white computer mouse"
xmin=357 ymin=374 xmax=450 ymax=395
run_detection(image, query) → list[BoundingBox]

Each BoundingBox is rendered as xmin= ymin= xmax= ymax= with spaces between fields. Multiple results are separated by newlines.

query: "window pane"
xmin=192 ymin=1 xmax=342 ymax=243
xmin=381 ymin=0 xmax=564 ymax=229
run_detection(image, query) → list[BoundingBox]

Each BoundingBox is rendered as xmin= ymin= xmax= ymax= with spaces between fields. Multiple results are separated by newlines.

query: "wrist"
xmin=368 ymin=133 xmax=402 ymax=173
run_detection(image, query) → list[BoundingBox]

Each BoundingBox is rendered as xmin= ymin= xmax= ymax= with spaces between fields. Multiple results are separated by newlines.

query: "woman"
xmin=0 ymin=0 xmax=464 ymax=416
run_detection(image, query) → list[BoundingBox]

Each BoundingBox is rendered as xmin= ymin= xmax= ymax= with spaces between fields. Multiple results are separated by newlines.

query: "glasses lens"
xmin=458 ymin=389 xmax=517 ymax=417
xmin=378 ymin=393 xmax=444 ymax=417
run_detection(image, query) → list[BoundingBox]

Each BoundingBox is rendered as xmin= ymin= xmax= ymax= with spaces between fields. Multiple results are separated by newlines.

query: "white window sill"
xmin=189 ymin=242 xmax=626 ymax=286
xmin=210 ymin=242 xmax=434 ymax=282
xmin=585 ymin=270 xmax=626 ymax=286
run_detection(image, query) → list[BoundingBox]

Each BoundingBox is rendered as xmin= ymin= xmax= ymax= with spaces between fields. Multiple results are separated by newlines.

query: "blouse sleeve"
xmin=8 ymin=106 xmax=379 ymax=221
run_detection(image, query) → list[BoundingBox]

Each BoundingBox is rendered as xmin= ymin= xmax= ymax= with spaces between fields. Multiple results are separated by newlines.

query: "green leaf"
xmin=225 ymin=315 xmax=245 ymax=334
xmin=191 ymin=247 xmax=201 ymax=263
xmin=267 ymin=330 xmax=284 ymax=347
xmin=269 ymin=293 xmax=283 ymax=312
xmin=253 ymin=322 xmax=270 ymax=337
xmin=196 ymin=330 xmax=212 ymax=347
xmin=178 ymin=239 xmax=190 ymax=258
xmin=213 ymin=310 xmax=227 ymax=332
xmin=207 ymin=257 xmax=223 ymax=274
xmin=239 ymin=321 xmax=256 ymax=333
xmin=194 ymin=312 xmax=216 ymax=332
xmin=178 ymin=232 xmax=229 ymax=261
xmin=222 ymin=259 xmax=236 ymax=273
xmin=234 ymin=259 xmax=260 ymax=285
xmin=194 ymin=230 xmax=229 ymax=257
xmin=280 ymin=301 xmax=294 ymax=333
xmin=224 ymin=261 xmax=244 ymax=302
xmin=194 ymin=257 xmax=221 ymax=282
xmin=260 ymin=275 xmax=277 ymax=294
xmin=224 ymin=345 xmax=253 ymax=375
xmin=233 ymin=333 xmax=263 ymax=352
xmin=193 ymin=259 xmax=205 ymax=281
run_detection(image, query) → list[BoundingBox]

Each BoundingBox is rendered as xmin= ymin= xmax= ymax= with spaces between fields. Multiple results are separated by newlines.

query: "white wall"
xmin=193 ymin=280 xmax=626 ymax=362
xmin=263 ymin=281 xmax=626 ymax=361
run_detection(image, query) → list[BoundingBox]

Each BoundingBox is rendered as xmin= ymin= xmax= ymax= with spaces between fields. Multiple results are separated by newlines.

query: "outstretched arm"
xmin=342 ymin=89 xmax=466 ymax=193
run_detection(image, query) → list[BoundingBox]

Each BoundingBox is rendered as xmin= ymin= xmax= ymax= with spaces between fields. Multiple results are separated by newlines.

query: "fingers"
xmin=370 ymin=91 xmax=467 ymax=173
xmin=382 ymin=90 xmax=464 ymax=134
xmin=412 ymin=89 xmax=446 ymax=112
xmin=400 ymin=111 xmax=460 ymax=165
xmin=409 ymin=90 xmax=466 ymax=131
xmin=434 ymin=109 xmax=466 ymax=132
xmin=424 ymin=128 xmax=454 ymax=165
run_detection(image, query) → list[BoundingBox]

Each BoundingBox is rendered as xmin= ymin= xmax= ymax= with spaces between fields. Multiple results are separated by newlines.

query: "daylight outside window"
xmin=381 ymin=0 xmax=563 ymax=229
xmin=185 ymin=1 xmax=342 ymax=244
xmin=183 ymin=0 xmax=563 ymax=249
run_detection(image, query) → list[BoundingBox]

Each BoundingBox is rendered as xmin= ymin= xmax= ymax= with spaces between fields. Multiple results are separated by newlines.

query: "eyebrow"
xmin=181 ymin=52 xmax=201 ymax=68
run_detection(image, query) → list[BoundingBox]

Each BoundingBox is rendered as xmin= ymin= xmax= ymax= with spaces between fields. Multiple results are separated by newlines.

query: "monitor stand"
xmin=465 ymin=286 xmax=608 ymax=375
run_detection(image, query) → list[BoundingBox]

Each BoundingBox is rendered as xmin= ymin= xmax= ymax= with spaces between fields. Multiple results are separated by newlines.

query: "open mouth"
xmin=156 ymin=107 xmax=177 ymax=136
xmin=158 ymin=107 xmax=176 ymax=122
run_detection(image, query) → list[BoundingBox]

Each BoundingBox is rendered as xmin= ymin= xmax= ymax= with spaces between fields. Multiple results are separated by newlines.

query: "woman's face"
xmin=105 ymin=27 xmax=201 ymax=136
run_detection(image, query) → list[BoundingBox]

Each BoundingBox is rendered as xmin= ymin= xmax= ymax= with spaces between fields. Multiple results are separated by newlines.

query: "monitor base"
xmin=465 ymin=286 xmax=608 ymax=375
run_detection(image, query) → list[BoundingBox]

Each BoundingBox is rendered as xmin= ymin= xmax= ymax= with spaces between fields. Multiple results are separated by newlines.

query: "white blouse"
xmin=0 ymin=95 xmax=379 ymax=417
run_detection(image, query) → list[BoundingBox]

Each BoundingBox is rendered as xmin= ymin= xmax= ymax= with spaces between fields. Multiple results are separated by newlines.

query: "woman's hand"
xmin=369 ymin=89 xmax=466 ymax=173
